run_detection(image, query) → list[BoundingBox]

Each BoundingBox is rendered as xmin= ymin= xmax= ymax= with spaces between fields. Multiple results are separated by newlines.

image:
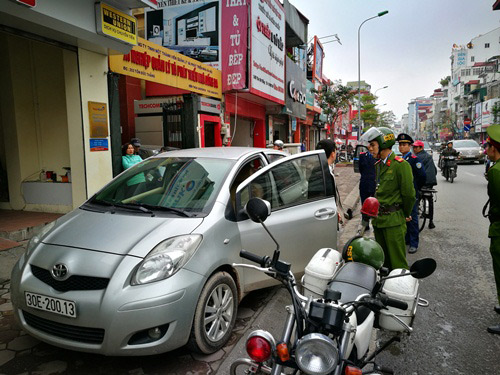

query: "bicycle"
xmin=418 ymin=187 xmax=437 ymax=232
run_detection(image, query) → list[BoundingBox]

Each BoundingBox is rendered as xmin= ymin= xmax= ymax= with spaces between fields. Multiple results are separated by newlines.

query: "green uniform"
xmin=372 ymin=152 xmax=416 ymax=270
xmin=487 ymin=145 xmax=500 ymax=304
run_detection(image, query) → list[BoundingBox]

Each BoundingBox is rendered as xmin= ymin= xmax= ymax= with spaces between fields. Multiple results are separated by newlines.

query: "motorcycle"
xmin=230 ymin=197 xmax=436 ymax=375
xmin=441 ymin=155 xmax=457 ymax=183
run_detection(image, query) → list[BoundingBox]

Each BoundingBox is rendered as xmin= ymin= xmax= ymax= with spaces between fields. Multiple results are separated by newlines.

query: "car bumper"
xmin=10 ymin=248 xmax=205 ymax=356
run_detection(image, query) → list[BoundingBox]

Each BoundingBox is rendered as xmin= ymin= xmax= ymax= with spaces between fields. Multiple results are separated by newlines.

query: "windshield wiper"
xmin=114 ymin=202 xmax=155 ymax=216
xmin=139 ymin=203 xmax=192 ymax=217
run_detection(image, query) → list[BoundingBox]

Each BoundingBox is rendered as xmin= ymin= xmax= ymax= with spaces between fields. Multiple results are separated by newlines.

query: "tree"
xmin=440 ymin=76 xmax=451 ymax=87
xmin=361 ymin=94 xmax=379 ymax=130
xmin=312 ymin=82 xmax=354 ymax=126
xmin=378 ymin=110 xmax=397 ymax=128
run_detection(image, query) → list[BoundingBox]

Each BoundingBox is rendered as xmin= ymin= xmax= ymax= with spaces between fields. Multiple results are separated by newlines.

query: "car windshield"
xmin=423 ymin=141 xmax=431 ymax=149
xmin=454 ymin=140 xmax=480 ymax=148
xmin=88 ymin=157 xmax=234 ymax=216
xmin=391 ymin=144 xmax=402 ymax=156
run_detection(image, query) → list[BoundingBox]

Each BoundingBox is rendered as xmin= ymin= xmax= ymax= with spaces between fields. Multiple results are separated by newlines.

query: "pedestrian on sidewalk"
xmin=361 ymin=127 xmax=415 ymax=270
xmin=316 ymin=139 xmax=344 ymax=226
xmin=397 ymin=134 xmax=426 ymax=254
xmin=483 ymin=124 xmax=500 ymax=335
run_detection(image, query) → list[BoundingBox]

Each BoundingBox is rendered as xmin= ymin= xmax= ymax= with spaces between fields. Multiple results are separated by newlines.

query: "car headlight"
xmin=131 ymin=235 xmax=202 ymax=285
xmin=295 ymin=333 xmax=338 ymax=375
xmin=26 ymin=221 xmax=56 ymax=258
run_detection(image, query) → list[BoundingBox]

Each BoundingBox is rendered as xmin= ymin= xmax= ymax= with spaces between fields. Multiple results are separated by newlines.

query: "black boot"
xmin=429 ymin=221 xmax=436 ymax=229
xmin=495 ymin=305 xmax=500 ymax=314
xmin=487 ymin=324 xmax=500 ymax=334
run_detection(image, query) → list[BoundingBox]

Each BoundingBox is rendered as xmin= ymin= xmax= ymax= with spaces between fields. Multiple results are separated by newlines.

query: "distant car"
xmin=453 ymin=139 xmax=485 ymax=164
xmin=391 ymin=144 xmax=402 ymax=156
xmin=432 ymin=142 xmax=441 ymax=151
xmin=10 ymin=148 xmax=338 ymax=356
xmin=422 ymin=141 xmax=433 ymax=157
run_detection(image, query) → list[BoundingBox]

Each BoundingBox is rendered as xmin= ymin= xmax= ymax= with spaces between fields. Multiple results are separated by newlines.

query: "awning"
xmin=465 ymin=80 xmax=480 ymax=85
xmin=284 ymin=0 xmax=309 ymax=47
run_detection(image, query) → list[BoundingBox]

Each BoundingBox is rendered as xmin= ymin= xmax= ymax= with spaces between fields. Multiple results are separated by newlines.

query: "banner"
xmin=250 ymin=0 xmax=285 ymax=104
xmin=145 ymin=0 xmax=220 ymax=69
xmin=109 ymin=38 xmax=221 ymax=98
xmin=221 ymin=0 xmax=248 ymax=91
xmin=313 ymin=36 xmax=323 ymax=81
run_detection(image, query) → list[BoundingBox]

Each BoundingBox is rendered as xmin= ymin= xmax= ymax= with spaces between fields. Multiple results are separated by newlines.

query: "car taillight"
xmin=246 ymin=331 xmax=274 ymax=362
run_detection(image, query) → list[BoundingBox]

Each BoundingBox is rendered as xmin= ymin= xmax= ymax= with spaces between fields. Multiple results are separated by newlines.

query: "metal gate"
xmin=162 ymin=102 xmax=183 ymax=149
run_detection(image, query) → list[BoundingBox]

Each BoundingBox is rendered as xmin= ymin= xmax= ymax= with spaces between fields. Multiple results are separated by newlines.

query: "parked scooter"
xmin=441 ymin=155 xmax=457 ymax=183
xmin=230 ymin=198 xmax=436 ymax=375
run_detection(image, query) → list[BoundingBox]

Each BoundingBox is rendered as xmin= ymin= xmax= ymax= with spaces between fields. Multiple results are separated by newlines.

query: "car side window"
xmin=230 ymin=157 xmax=267 ymax=208
xmin=238 ymin=154 xmax=328 ymax=213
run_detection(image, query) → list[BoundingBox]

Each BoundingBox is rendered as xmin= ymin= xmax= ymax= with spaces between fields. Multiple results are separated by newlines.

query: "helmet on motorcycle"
xmin=413 ymin=140 xmax=424 ymax=148
xmin=360 ymin=127 xmax=396 ymax=150
xmin=342 ymin=236 xmax=385 ymax=270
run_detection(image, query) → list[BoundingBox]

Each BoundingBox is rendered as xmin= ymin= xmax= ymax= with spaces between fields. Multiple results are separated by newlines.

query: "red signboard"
xmin=15 ymin=0 xmax=36 ymax=6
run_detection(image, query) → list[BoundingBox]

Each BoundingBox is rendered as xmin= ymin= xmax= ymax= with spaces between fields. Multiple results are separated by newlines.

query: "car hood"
xmin=457 ymin=147 xmax=480 ymax=152
xmin=42 ymin=208 xmax=203 ymax=257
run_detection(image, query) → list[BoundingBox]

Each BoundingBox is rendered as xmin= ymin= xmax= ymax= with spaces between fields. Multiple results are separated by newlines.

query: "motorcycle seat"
xmin=327 ymin=262 xmax=377 ymax=304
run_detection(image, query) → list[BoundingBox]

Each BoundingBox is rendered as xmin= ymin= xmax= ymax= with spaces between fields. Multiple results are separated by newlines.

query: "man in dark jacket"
xmin=413 ymin=140 xmax=437 ymax=229
xmin=397 ymin=134 xmax=426 ymax=254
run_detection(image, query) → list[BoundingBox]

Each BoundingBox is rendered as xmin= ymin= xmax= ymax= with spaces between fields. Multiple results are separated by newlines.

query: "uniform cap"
xmin=487 ymin=124 xmax=500 ymax=148
xmin=131 ymin=138 xmax=142 ymax=147
xmin=413 ymin=140 xmax=424 ymax=147
xmin=396 ymin=133 xmax=414 ymax=144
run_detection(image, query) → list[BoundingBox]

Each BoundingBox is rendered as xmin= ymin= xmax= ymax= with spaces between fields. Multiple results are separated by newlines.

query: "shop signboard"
xmin=250 ymin=0 xmax=285 ymax=104
xmin=221 ymin=0 xmax=248 ymax=91
xmin=88 ymin=102 xmax=109 ymax=138
xmin=306 ymin=80 xmax=314 ymax=107
xmin=312 ymin=36 xmax=324 ymax=81
xmin=145 ymin=0 xmax=220 ymax=69
xmin=284 ymin=56 xmax=306 ymax=120
xmin=482 ymin=98 xmax=500 ymax=128
xmin=109 ymin=37 xmax=222 ymax=99
xmin=95 ymin=2 xmax=138 ymax=45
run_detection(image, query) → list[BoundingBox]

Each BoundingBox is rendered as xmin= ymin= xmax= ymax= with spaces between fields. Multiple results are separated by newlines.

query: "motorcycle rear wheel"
xmin=418 ymin=197 xmax=427 ymax=232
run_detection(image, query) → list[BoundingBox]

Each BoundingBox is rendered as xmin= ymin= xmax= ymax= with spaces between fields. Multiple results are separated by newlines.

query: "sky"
xmin=289 ymin=0 xmax=500 ymax=120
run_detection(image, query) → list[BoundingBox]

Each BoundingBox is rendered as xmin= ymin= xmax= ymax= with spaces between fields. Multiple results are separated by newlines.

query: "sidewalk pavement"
xmin=0 ymin=165 xmax=363 ymax=373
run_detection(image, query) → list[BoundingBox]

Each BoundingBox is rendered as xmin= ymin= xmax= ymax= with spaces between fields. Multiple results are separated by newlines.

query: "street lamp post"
xmin=357 ymin=11 xmax=389 ymax=139
xmin=374 ymin=85 xmax=388 ymax=97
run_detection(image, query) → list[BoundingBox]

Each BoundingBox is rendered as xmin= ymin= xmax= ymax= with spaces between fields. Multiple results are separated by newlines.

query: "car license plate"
xmin=25 ymin=291 xmax=77 ymax=318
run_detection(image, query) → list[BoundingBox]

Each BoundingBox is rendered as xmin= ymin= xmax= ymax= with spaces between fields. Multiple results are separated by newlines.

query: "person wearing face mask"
xmin=360 ymin=127 xmax=415 ymax=270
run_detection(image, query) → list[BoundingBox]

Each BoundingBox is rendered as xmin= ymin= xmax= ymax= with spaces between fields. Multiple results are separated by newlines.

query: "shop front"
xmin=0 ymin=1 xmax=148 ymax=213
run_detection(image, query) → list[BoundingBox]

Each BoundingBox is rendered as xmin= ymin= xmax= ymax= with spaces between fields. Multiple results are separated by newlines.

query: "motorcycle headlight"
xmin=295 ymin=333 xmax=338 ymax=375
xmin=25 ymin=221 xmax=56 ymax=258
xmin=131 ymin=235 xmax=202 ymax=285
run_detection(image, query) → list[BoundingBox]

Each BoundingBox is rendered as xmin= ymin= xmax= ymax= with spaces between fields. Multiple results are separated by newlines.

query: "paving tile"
xmin=0 ymin=349 xmax=15 ymax=367
xmin=0 ymin=329 xmax=18 ymax=344
xmin=0 ymin=238 xmax=21 ymax=252
xmin=7 ymin=335 xmax=39 ymax=351
xmin=31 ymin=360 xmax=67 ymax=375
xmin=0 ymin=211 xmax=62 ymax=233
xmin=192 ymin=348 xmax=225 ymax=362
xmin=0 ymin=303 xmax=12 ymax=312
xmin=236 ymin=307 xmax=254 ymax=319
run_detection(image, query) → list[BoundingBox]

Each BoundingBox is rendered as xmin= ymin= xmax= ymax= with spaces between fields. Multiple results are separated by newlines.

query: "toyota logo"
xmin=51 ymin=263 xmax=69 ymax=281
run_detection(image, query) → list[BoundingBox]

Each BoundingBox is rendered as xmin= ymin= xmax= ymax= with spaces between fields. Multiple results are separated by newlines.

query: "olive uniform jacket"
xmin=372 ymin=152 xmax=416 ymax=229
xmin=488 ymin=161 xmax=500 ymax=238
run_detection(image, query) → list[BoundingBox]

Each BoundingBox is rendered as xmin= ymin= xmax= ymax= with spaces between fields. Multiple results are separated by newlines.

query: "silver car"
xmin=10 ymin=148 xmax=337 ymax=356
xmin=453 ymin=139 xmax=485 ymax=163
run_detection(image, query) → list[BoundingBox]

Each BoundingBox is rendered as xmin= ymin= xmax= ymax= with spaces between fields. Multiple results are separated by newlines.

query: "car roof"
xmin=151 ymin=147 xmax=285 ymax=160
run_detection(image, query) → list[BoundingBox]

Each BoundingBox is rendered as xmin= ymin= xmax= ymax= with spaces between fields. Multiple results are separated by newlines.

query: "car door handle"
xmin=314 ymin=208 xmax=337 ymax=219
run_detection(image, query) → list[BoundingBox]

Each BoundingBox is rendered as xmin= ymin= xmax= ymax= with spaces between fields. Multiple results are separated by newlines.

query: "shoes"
xmin=429 ymin=222 xmax=436 ymax=229
xmin=408 ymin=247 xmax=418 ymax=254
xmin=487 ymin=324 xmax=500 ymax=334
xmin=495 ymin=305 xmax=500 ymax=314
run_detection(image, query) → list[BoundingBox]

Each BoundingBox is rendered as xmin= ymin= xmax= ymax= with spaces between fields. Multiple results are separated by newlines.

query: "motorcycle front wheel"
xmin=418 ymin=197 xmax=427 ymax=232
xmin=230 ymin=358 xmax=272 ymax=375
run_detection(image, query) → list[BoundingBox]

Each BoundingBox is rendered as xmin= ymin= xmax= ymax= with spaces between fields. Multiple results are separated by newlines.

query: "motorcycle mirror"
xmin=360 ymin=197 xmax=380 ymax=218
xmin=409 ymin=258 xmax=437 ymax=279
xmin=245 ymin=198 xmax=271 ymax=223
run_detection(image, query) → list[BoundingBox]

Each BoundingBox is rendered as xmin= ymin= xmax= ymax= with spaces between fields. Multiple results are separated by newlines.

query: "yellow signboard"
xmin=88 ymin=101 xmax=109 ymax=138
xmin=109 ymin=38 xmax=222 ymax=99
xmin=95 ymin=2 xmax=137 ymax=45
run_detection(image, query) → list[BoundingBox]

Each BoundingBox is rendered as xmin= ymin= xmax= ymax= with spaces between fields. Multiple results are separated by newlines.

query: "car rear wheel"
xmin=188 ymin=271 xmax=238 ymax=354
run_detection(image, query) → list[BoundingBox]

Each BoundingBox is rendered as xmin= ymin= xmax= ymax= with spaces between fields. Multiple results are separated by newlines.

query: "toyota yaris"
xmin=11 ymin=147 xmax=338 ymax=355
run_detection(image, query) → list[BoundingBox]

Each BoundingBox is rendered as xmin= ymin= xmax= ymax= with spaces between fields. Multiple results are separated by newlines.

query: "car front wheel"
xmin=188 ymin=271 xmax=238 ymax=354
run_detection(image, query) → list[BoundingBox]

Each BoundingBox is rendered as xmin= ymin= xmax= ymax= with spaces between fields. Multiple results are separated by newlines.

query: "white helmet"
xmin=273 ymin=140 xmax=284 ymax=149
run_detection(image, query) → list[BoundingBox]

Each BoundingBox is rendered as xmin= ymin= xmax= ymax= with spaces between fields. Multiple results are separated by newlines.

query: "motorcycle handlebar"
xmin=379 ymin=294 xmax=408 ymax=311
xmin=240 ymin=249 xmax=270 ymax=268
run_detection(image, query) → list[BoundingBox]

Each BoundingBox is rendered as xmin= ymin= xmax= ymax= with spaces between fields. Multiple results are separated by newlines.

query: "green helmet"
xmin=342 ymin=236 xmax=385 ymax=270
xmin=360 ymin=127 xmax=396 ymax=150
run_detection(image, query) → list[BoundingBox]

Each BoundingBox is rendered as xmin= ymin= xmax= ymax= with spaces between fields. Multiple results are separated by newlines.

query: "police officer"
xmin=361 ymin=127 xmax=416 ymax=270
xmin=397 ymin=134 xmax=426 ymax=254
xmin=358 ymin=150 xmax=376 ymax=231
xmin=484 ymin=124 xmax=500 ymax=335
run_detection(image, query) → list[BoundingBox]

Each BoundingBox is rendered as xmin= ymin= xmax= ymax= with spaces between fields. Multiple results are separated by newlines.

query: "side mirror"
xmin=245 ymin=198 xmax=271 ymax=223
xmin=410 ymin=258 xmax=437 ymax=279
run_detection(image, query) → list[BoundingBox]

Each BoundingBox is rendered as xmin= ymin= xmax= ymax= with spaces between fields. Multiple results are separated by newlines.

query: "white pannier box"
xmin=302 ymin=248 xmax=343 ymax=298
xmin=379 ymin=268 xmax=419 ymax=332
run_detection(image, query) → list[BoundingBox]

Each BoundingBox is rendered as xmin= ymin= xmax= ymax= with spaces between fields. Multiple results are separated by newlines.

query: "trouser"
xmin=490 ymin=236 xmax=500 ymax=304
xmin=405 ymin=200 xmax=419 ymax=248
xmin=374 ymin=223 xmax=409 ymax=271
